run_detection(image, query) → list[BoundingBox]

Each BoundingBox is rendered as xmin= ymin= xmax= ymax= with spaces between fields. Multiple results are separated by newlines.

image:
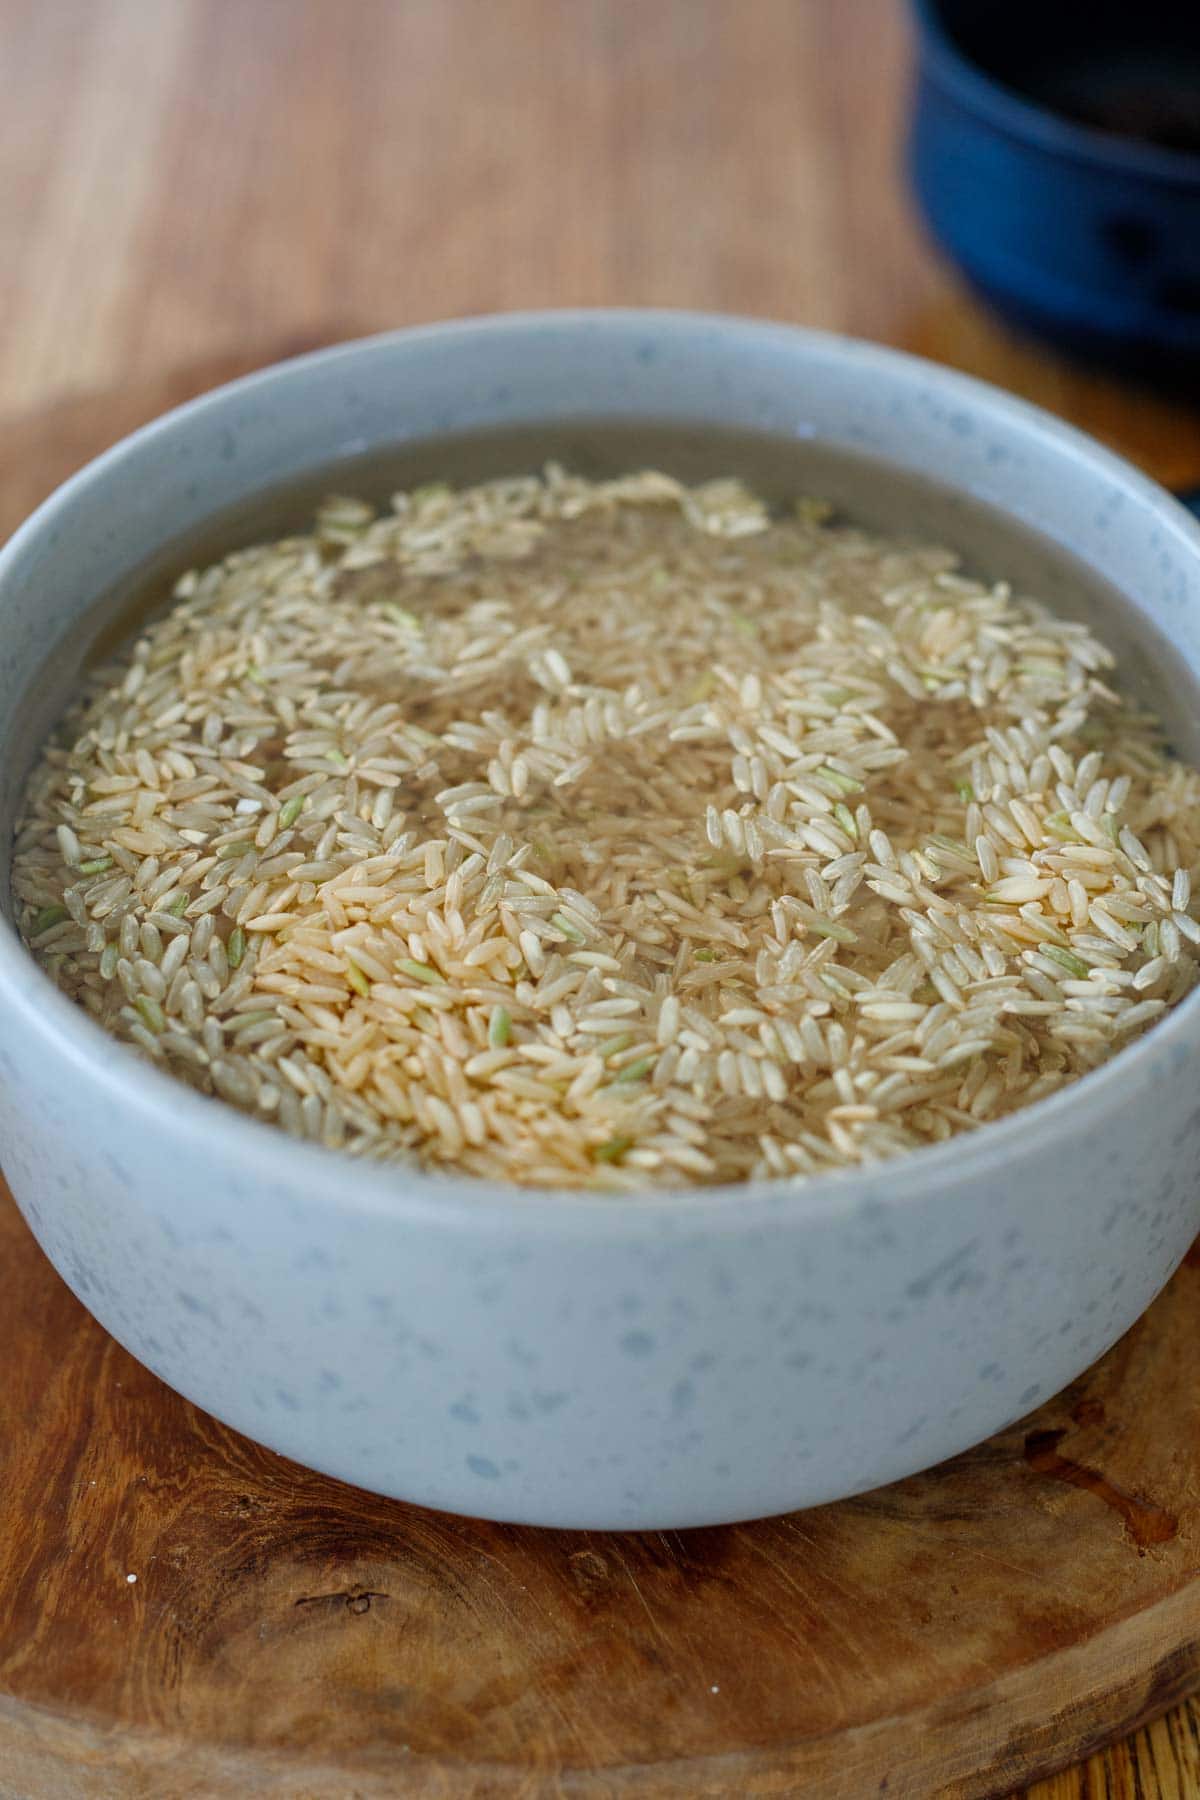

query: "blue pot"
xmin=908 ymin=0 xmax=1200 ymax=376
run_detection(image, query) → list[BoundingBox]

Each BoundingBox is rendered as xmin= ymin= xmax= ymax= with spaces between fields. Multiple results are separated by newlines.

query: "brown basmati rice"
xmin=12 ymin=468 xmax=1200 ymax=1189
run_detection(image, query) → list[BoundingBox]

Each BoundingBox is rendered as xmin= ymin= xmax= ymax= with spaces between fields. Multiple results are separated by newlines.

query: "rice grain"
xmin=13 ymin=468 xmax=1200 ymax=1189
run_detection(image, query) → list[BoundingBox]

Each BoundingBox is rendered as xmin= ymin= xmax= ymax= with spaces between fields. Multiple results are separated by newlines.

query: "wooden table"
xmin=3 ymin=3 xmax=1200 ymax=1794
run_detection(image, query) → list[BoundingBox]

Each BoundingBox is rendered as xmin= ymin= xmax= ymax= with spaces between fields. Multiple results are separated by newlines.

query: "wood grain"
xmin=4 ymin=2 xmax=1200 ymax=1794
xmin=2 ymin=0 xmax=1200 ymax=489
xmin=4 ymin=1110 xmax=1200 ymax=1797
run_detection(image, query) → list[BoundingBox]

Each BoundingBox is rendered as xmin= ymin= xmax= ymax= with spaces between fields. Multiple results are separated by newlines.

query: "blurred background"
xmin=3 ymin=0 xmax=1199 ymax=495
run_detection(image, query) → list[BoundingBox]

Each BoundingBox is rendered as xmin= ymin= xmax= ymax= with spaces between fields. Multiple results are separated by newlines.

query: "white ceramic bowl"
xmin=2 ymin=311 xmax=1199 ymax=1529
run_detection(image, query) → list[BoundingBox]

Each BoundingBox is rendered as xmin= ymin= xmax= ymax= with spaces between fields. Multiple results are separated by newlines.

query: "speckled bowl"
xmin=2 ymin=312 xmax=1200 ymax=1530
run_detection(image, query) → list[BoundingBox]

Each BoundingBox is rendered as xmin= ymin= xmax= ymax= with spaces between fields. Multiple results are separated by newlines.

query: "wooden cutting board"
xmin=3 ymin=362 xmax=1200 ymax=1800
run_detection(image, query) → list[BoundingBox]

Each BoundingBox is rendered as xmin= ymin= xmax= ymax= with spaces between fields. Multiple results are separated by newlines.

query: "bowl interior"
xmin=4 ymin=316 xmax=1200 ymax=920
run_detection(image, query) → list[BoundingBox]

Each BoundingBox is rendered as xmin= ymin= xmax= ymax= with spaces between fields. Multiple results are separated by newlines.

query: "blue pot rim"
xmin=911 ymin=0 xmax=1200 ymax=189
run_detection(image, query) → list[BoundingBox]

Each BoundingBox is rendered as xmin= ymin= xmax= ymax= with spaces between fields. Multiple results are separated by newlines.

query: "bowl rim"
xmin=3 ymin=306 xmax=1200 ymax=1236
xmin=911 ymin=0 xmax=1200 ymax=186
